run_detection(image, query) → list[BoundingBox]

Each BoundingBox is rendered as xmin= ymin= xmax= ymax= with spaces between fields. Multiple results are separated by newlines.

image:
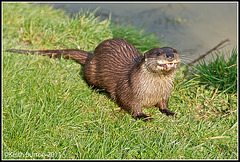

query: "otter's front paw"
xmin=134 ymin=113 xmax=153 ymax=122
xmin=160 ymin=108 xmax=176 ymax=116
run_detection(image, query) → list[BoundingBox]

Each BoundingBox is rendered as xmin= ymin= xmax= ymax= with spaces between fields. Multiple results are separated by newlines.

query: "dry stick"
xmin=187 ymin=39 xmax=230 ymax=66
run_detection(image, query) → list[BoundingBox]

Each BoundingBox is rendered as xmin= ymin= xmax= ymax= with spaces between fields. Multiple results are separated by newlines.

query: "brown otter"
xmin=6 ymin=38 xmax=180 ymax=121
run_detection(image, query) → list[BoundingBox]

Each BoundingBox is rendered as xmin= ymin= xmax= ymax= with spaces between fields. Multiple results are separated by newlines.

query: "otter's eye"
xmin=157 ymin=53 xmax=161 ymax=56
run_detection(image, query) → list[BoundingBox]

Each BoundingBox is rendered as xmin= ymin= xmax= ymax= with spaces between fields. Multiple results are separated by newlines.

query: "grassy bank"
xmin=2 ymin=3 xmax=237 ymax=159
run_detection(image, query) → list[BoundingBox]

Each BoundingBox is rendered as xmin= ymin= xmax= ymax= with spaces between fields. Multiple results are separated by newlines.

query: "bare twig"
xmin=187 ymin=39 xmax=230 ymax=66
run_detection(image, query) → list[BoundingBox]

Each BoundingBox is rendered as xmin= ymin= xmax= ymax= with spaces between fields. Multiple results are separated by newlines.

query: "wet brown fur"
xmin=6 ymin=38 xmax=180 ymax=121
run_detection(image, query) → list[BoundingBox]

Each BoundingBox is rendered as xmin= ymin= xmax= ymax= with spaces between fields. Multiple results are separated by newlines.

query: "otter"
xmin=6 ymin=38 xmax=180 ymax=122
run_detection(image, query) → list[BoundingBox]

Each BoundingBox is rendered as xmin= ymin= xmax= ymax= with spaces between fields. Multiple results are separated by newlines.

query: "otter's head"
xmin=143 ymin=47 xmax=180 ymax=74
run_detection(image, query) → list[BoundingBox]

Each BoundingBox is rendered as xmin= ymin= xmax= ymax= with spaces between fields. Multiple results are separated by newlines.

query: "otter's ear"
xmin=144 ymin=51 xmax=149 ymax=57
xmin=143 ymin=52 xmax=149 ymax=61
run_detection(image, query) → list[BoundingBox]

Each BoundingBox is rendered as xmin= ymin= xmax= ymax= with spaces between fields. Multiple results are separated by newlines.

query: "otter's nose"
xmin=166 ymin=53 xmax=174 ymax=59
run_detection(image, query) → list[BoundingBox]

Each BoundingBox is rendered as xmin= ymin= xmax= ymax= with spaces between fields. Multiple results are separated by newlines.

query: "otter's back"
xmin=83 ymin=38 xmax=143 ymax=96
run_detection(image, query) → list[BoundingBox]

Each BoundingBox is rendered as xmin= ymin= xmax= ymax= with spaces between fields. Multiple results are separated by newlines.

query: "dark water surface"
xmin=49 ymin=2 xmax=237 ymax=63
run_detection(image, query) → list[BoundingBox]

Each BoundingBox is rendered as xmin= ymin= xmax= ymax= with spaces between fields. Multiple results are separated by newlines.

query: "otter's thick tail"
xmin=5 ymin=49 xmax=92 ymax=66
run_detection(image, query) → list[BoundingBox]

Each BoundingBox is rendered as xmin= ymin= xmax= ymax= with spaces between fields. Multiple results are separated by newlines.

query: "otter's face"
xmin=144 ymin=47 xmax=180 ymax=73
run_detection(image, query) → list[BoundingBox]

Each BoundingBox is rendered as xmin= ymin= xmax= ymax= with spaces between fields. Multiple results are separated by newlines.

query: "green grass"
xmin=190 ymin=48 xmax=237 ymax=94
xmin=2 ymin=3 xmax=238 ymax=159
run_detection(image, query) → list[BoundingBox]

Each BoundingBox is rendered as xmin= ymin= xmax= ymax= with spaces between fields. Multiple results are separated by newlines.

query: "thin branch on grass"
xmin=187 ymin=39 xmax=230 ymax=66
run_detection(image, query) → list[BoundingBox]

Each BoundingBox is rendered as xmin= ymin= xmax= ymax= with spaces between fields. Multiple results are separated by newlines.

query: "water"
xmin=49 ymin=2 xmax=237 ymax=63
